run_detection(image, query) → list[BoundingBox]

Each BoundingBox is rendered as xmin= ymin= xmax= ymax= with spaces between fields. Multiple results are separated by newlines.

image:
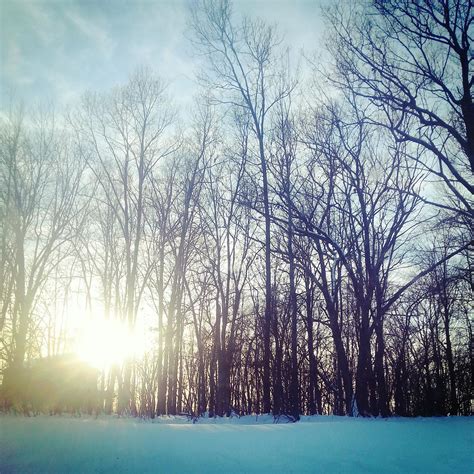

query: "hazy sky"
xmin=0 ymin=0 xmax=325 ymax=112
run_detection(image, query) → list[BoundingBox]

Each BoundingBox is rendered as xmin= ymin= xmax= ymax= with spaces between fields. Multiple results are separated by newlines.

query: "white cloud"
xmin=65 ymin=8 xmax=116 ymax=58
xmin=1 ymin=0 xmax=324 ymax=112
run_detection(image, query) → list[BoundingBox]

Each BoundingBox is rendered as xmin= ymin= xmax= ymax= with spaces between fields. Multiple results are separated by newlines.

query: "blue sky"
xmin=1 ymin=0 xmax=324 ymax=111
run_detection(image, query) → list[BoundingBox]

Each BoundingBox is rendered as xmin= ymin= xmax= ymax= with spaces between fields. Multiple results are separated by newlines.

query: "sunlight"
xmin=73 ymin=318 xmax=149 ymax=370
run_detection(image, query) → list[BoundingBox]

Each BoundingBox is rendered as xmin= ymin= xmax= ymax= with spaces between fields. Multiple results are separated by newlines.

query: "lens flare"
xmin=73 ymin=318 xmax=149 ymax=370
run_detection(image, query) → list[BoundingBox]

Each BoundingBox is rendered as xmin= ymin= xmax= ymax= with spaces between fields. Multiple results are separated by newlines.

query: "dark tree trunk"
xmin=288 ymin=210 xmax=300 ymax=420
xmin=305 ymin=275 xmax=318 ymax=415
xmin=272 ymin=314 xmax=283 ymax=416
xmin=444 ymin=313 xmax=458 ymax=415
xmin=374 ymin=319 xmax=389 ymax=417
xmin=261 ymin=147 xmax=272 ymax=415
xmin=331 ymin=321 xmax=353 ymax=416
xmin=355 ymin=312 xmax=371 ymax=416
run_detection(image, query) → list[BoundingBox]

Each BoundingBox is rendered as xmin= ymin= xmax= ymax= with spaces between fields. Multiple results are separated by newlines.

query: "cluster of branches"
xmin=0 ymin=0 xmax=472 ymax=418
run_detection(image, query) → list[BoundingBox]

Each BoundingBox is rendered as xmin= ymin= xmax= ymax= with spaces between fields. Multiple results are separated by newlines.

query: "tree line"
xmin=1 ymin=0 xmax=472 ymax=418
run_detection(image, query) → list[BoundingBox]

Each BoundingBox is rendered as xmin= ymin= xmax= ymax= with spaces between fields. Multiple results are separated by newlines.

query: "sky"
xmin=0 ymin=0 xmax=325 ymax=112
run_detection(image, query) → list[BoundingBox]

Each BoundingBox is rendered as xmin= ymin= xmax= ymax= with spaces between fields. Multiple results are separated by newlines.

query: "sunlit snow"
xmin=1 ymin=415 xmax=472 ymax=473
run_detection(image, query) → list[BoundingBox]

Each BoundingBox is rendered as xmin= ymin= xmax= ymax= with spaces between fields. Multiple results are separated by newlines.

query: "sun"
xmin=73 ymin=317 xmax=149 ymax=370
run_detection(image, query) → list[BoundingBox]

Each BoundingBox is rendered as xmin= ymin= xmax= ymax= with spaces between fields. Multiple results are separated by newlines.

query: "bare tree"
xmin=293 ymin=96 xmax=423 ymax=415
xmin=189 ymin=0 xmax=294 ymax=413
xmin=0 ymin=107 xmax=86 ymax=373
xmin=327 ymin=0 xmax=473 ymax=219
xmin=198 ymin=111 xmax=256 ymax=416
xmin=271 ymin=102 xmax=301 ymax=419
xmin=74 ymin=68 xmax=175 ymax=413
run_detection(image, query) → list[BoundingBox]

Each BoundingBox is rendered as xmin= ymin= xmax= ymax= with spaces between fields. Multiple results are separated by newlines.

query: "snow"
xmin=1 ymin=414 xmax=472 ymax=473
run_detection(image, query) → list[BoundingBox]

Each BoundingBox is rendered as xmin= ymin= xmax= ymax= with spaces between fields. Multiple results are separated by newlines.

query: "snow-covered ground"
xmin=1 ymin=414 xmax=472 ymax=473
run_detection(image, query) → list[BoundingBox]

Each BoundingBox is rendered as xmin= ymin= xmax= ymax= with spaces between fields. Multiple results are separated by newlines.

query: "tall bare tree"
xmin=74 ymin=69 xmax=175 ymax=413
xmin=327 ymin=0 xmax=473 ymax=220
xmin=0 ymin=107 xmax=85 ymax=372
xmin=189 ymin=0 xmax=294 ymax=413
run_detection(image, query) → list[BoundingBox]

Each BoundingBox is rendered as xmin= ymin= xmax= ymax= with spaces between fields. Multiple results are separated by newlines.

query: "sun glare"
xmin=73 ymin=318 xmax=149 ymax=370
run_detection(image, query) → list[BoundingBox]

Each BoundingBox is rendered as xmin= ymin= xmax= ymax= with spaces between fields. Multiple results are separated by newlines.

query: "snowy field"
xmin=0 ymin=415 xmax=472 ymax=473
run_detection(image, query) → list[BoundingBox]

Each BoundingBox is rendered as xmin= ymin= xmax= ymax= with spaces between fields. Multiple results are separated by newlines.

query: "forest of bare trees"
xmin=1 ymin=0 xmax=472 ymax=419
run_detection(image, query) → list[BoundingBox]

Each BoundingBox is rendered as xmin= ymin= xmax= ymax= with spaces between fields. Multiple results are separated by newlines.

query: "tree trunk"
xmin=261 ymin=143 xmax=272 ymax=415
xmin=355 ymin=312 xmax=371 ymax=416
xmin=288 ymin=209 xmax=300 ymax=420
xmin=374 ymin=319 xmax=389 ymax=417
xmin=305 ymin=275 xmax=318 ymax=415
xmin=444 ymin=313 xmax=458 ymax=415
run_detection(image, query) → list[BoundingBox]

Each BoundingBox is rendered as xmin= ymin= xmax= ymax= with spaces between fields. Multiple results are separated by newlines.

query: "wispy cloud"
xmin=65 ymin=8 xmax=116 ymax=58
xmin=1 ymin=0 xmax=322 ymax=110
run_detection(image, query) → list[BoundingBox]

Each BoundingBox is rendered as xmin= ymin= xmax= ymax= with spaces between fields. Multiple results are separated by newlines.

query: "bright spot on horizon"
xmin=73 ymin=317 xmax=150 ymax=370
